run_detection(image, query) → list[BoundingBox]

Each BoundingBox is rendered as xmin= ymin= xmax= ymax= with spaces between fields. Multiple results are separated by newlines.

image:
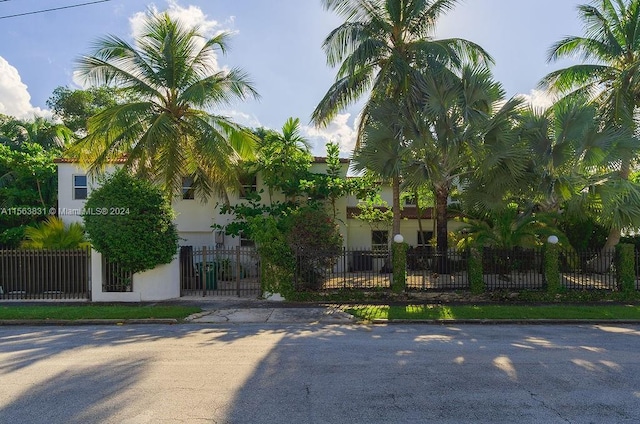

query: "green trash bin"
xmin=198 ymin=262 xmax=217 ymax=290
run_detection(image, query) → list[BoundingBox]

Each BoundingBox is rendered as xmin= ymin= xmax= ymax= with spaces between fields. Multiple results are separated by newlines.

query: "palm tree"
xmin=541 ymin=0 xmax=640 ymax=249
xmin=1 ymin=116 xmax=74 ymax=150
xmin=455 ymin=207 xmax=563 ymax=250
xmin=403 ymin=66 xmax=523 ymax=261
xmin=21 ymin=217 xmax=90 ymax=249
xmin=313 ymin=0 xmax=491 ymax=235
xmin=254 ymin=117 xmax=312 ymax=201
xmin=71 ymin=11 xmax=259 ymax=199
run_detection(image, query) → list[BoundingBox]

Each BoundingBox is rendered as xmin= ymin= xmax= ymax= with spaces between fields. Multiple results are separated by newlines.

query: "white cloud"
xmin=520 ymin=89 xmax=557 ymax=110
xmin=303 ymin=113 xmax=358 ymax=156
xmin=220 ymin=109 xmax=262 ymax=128
xmin=0 ymin=56 xmax=51 ymax=119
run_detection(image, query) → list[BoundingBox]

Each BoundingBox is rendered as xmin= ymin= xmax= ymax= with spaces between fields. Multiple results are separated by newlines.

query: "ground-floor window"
xmin=371 ymin=230 xmax=389 ymax=252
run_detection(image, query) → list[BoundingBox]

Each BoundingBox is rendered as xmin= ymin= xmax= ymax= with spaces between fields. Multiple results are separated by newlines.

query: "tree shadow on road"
xmin=0 ymin=358 xmax=147 ymax=424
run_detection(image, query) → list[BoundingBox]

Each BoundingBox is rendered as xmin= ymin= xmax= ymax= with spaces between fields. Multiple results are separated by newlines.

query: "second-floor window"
xmin=239 ymin=174 xmax=257 ymax=199
xmin=404 ymin=196 xmax=417 ymax=206
xmin=73 ymin=175 xmax=87 ymax=200
xmin=182 ymin=177 xmax=194 ymax=200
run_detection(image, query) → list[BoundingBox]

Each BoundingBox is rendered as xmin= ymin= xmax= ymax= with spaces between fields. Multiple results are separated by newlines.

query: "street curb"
xmin=0 ymin=318 xmax=179 ymax=326
xmin=371 ymin=319 xmax=640 ymax=325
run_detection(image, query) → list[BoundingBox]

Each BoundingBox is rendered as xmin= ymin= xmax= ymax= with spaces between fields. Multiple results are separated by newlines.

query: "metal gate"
xmin=179 ymin=246 xmax=261 ymax=297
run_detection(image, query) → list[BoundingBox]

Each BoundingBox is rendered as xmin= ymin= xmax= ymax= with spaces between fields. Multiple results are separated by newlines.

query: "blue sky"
xmin=0 ymin=0 xmax=584 ymax=154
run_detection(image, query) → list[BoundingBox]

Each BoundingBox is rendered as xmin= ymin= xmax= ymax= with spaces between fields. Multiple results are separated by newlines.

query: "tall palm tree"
xmin=541 ymin=0 xmax=640 ymax=249
xmin=71 ymin=11 xmax=259 ymax=199
xmin=403 ymin=66 xmax=523 ymax=260
xmin=313 ymin=0 xmax=491 ymax=235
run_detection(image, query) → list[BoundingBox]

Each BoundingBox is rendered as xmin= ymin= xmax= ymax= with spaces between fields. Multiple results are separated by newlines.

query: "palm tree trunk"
xmin=392 ymin=175 xmax=401 ymax=237
xmin=415 ymin=190 xmax=424 ymax=243
xmin=592 ymin=158 xmax=631 ymax=271
xmin=435 ymin=186 xmax=449 ymax=273
xmin=590 ymin=160 xmax=630 ymax=272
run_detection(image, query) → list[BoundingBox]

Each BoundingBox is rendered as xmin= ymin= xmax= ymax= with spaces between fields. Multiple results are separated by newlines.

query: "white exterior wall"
xmin=90 ymin=249 xmax=180 ymax=302
xmin=57 ymin=164 xmax=118 ymax=225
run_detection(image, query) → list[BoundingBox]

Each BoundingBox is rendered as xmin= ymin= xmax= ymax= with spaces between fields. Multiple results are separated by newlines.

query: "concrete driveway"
xmin=1 ymin=323 xmax=639 ymax=423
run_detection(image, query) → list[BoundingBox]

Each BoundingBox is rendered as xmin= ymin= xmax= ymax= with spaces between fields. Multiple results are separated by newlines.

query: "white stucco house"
xmin=55 ymin=156 xmax=455 ymax=252
xmin=55 ymin=156 xmax=464 ymax=301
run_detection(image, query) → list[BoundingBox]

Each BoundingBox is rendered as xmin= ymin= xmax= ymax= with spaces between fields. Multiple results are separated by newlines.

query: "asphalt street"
xmin=1 ymin=323 xmax=639 ymax=423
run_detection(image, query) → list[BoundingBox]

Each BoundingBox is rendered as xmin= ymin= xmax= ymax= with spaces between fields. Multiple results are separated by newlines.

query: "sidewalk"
xmin=171 ymin=296 xmax=356 ymax=324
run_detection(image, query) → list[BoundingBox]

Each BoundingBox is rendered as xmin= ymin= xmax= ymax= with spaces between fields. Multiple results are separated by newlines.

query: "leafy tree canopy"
xmin=47 ymin=86 xmax=120 ymax=133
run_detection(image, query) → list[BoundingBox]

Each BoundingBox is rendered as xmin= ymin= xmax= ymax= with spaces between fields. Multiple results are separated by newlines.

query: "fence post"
xmin=615 ymin=243 xmax=635 ymax=292
xmin=202 ymin=246 xmax=207 ymax=297
xmin=544 ymin=243 xmax=561 ymax=293
xmin=469 ymin=247 xmax=485 ymax=294
xmin=343 ymin=247 xmax=347 ymax=289
xmin=236 ymin=246 xmax=241 ymax=297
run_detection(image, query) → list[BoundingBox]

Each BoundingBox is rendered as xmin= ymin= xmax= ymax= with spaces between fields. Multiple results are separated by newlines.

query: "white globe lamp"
xmin=393 ymin=234 xmax=404 ymax=244
xmin=547 ymin=235 xmax=559 ymax=245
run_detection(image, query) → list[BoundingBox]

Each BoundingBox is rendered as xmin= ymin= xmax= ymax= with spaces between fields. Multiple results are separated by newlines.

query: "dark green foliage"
xmin=225 ymin=199 xmax=343 ymax=296
xmin=248 ymin=215 xmax=296 ymax=297
xmin=83 ymin=170 xmax=178 ymax=274
xmin=286 ymin=207 xmax=343 ymax=290
xmin=47 ymin=86 xmax=119 ymax=133
xmin=560 ymin=218 xmax=608 ymax=251
xmin=468 ymin=248 xmax=485 ymax=294
xmin=544 ymin=244 xmax=561 ymax=293
xmin=0 ymin=142 xmax=58 ymax=248
xmin=615 ymin=243 xmax=635 ymax=292
xmin=391 ymin=242 xmax=407 ymax=293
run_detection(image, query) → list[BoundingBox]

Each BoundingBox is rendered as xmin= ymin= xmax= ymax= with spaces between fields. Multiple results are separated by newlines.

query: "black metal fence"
xmin=0 ymin=248 xmax=90 ymax=300
xmin=180 ymin=246 xmax=261 ymax=297
xmin=102 ymin=256 xmax=134 ymax=292
xmin=482 ymin=248 xmax=544 ymax=290
xmin=292 ymin=247 xmax=636 ymax=293
xmin=294 ymin=248 xmax=392 ymax=290
xmin=559 ymin=249 xmax=617 ymax=290
xmin=406 ymin=248 xmax=469 ymax=291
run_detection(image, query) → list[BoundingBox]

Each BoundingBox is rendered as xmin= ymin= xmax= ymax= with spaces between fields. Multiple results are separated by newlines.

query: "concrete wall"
xmin=90 ymin=249 xmax=180 ymax=302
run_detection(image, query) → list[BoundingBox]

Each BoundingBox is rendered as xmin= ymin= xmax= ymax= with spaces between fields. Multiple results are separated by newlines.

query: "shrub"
xmin=83 ymin=170 xmax=178 ymax=274
xmin=615 ymin=243 xmax=635 ymax=292
xmin=544 ymin=243 xmax=561 ymax=293
xmin=21 ymin=217 xmax=89 ymax=249
xmin=468 ymin=248 xmax=485 ymax=294
xmin=285 ymin=206 xmax=343 ymax=290
xmin=391 ymin=242 xmax=407 ymax=293
xmin=248 ymin=214 xmax=296 ymax=297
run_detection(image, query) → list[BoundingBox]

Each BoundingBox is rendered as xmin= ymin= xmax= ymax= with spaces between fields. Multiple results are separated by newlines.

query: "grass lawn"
xmin=346 ymin=304 xmax=640 ymax=321
xmin=0 ymin=304 xmax=201 ymax=320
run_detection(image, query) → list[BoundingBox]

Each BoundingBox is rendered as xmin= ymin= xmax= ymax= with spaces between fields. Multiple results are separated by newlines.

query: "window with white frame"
xmin=239 ymin=174 xmax=257 ymax=199
xmin=73 ymin=175 xmax=88 ymax=200
xmin=239 ymin=231 xmax=255 ymax=247
xmin=182 ymin=177 xmax=195 ymax=200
